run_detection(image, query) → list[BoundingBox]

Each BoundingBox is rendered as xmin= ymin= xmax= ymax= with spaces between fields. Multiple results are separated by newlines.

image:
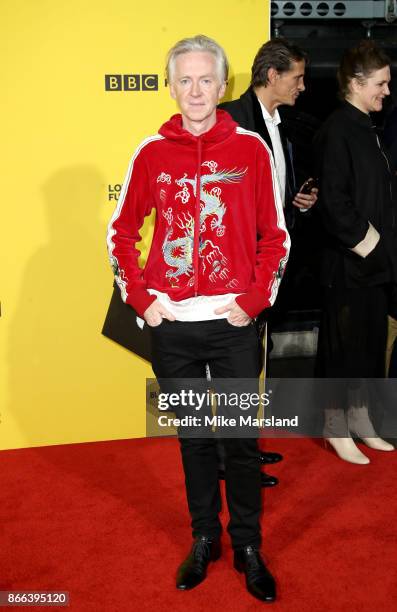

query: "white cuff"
xmin=350 ymin=223 xmax=380 ymax=258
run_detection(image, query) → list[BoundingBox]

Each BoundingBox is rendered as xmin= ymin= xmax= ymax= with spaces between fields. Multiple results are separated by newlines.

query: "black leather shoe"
xmin=234 ymin=545 xmax=276 ymax=602
xmin=218 ymin=469 xmax=278 ymax=487
xmin=260 ymin=451 xmax=283 ymax=464
xmin=261 ymin=472 xmax=278 ymax=487
xmin=176 ymin=536 xmax=221 ymax=590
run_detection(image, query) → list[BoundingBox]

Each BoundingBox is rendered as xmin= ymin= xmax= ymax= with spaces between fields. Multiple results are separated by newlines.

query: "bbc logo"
xmin=105 ymin=74 xmax=158 ymax=91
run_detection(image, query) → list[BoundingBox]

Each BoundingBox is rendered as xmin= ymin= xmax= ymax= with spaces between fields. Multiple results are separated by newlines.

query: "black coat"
xmin=314 ymin=100 xmax=397 ymax=289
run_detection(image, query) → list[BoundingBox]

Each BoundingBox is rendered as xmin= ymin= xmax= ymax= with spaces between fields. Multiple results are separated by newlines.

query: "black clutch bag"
xmin=102 ymin=283 xmax=152 ymax=362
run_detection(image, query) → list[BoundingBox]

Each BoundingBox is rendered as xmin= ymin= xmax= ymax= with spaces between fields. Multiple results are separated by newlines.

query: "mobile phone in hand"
xmin=300 ymin=177 xmax=318 ymax=195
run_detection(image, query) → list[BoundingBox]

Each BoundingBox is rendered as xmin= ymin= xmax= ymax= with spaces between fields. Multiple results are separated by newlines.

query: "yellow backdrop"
xmin=1 ymin=0 xmax=270 ymax=450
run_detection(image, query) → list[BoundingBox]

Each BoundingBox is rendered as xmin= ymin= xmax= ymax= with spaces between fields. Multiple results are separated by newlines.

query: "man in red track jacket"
xmin=107 ymin=35 xmax=290 ymax=603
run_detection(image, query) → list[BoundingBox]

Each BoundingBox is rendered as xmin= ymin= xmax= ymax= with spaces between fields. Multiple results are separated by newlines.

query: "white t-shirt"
xmin=136 ymin=290 xmax=241 ymax=327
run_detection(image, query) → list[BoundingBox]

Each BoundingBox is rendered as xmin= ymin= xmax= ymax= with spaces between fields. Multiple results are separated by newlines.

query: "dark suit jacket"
xmin=219 ymin=87 xmax=297 ymax=229
xmin=220 ymin=87 xmax=324 ymax=315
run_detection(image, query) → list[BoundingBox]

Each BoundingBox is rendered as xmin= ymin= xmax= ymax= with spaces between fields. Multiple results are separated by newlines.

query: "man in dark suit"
xmin=219 ymin=38 xmax=318 ymax=482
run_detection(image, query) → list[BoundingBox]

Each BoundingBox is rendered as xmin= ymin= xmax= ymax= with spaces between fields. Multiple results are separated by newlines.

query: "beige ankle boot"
xmin=323 ymin=409 xmax=370 ymax=465
xmin=348 ymin=406 xmax=395 ymax=452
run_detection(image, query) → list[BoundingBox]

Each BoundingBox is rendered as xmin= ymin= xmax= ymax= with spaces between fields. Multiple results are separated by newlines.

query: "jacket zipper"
xmin=376 ymin=133 xmax=394 ymax=223
xmin=193 ymin=137 xmax=202 ymax=296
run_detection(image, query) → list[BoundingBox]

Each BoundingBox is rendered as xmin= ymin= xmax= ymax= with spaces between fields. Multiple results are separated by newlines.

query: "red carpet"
xmin=1 ymin=437 xmax=396 ymax=611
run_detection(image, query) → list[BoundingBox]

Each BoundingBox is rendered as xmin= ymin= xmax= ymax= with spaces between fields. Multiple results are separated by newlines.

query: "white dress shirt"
xmin=258 ymin=99 xmax=286 ymax=208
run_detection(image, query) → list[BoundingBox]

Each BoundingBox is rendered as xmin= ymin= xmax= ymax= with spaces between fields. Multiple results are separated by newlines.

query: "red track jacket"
xmin=107 ymin=110 xmax=290 ymax=318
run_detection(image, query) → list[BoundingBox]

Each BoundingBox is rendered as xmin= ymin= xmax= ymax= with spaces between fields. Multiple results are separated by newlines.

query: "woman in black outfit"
xmin=315 ymin=41 xmax=396 ymax=463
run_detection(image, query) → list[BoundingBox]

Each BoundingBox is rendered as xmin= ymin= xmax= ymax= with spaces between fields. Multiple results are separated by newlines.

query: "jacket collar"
xmin=341 ymin=100 xmax=374 ymax=128
xmin=240 ymin=87 xmax=275 ymax=151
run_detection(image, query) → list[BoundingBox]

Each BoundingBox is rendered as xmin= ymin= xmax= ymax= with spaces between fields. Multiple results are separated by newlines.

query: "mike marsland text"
xmin=157 ymin=415 xmax=299 ymax=428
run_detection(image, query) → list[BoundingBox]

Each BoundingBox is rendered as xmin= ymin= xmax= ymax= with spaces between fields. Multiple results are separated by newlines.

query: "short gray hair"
xmin=166 ymin=34 xmax=229 ymax=84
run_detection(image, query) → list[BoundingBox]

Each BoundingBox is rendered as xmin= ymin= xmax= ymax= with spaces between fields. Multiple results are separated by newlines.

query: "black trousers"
xmin=150 ymin=319 xmax=262 ymax=550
